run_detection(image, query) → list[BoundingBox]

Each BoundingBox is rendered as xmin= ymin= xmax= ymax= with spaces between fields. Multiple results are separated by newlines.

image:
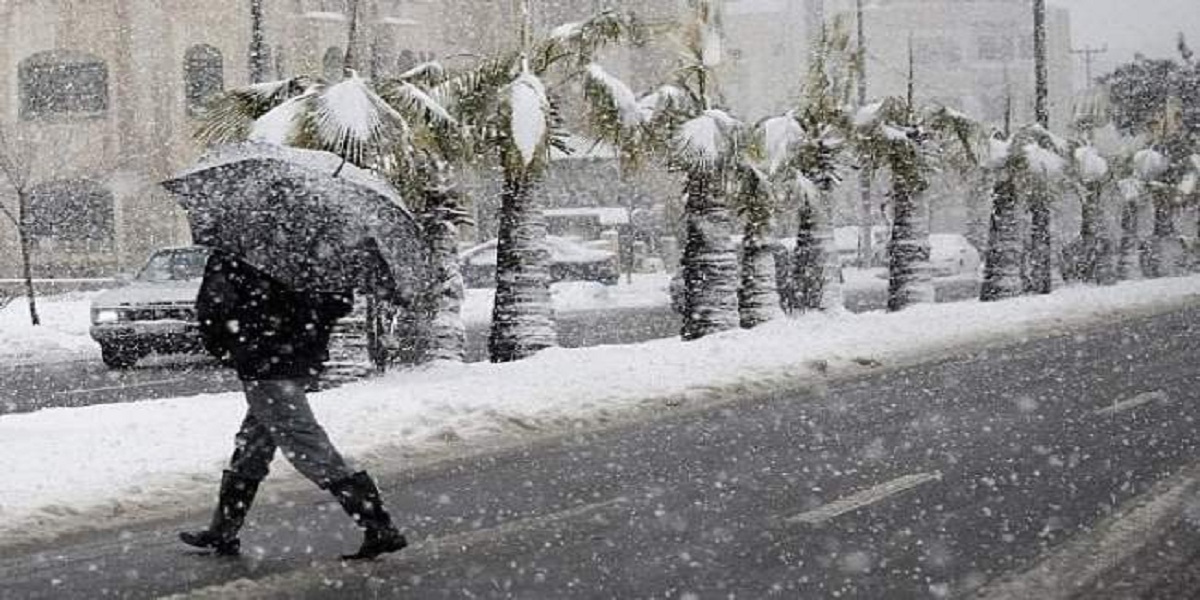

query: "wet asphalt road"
xmin=0 ymin=280 xmax=978 ymax=416
xmin=1 ymin=303 xmax=1197 ymax=599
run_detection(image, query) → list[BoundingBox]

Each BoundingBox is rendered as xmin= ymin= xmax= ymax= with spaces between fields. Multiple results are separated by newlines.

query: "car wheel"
xmin=101 ymin=344 xmax=142 ymax=369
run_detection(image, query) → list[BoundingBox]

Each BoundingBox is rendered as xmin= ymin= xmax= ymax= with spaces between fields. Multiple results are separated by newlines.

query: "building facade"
xmin=827 ymin=0 xmax=1075 ymax=130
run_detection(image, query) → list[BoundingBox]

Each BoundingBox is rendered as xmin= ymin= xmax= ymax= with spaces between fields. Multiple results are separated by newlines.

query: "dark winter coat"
xmin=196 ymin=251 xmax=353 ymax=381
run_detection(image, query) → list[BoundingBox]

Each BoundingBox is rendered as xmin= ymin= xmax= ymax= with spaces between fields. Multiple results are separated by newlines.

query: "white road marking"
xmin=975 ymin=466 xmax=1200 ymax=600
xmin=785 ymin=472 xmax=943 ymax=526
xmin=54 ymin=378 xmax=190 ymax=396
xmin=1093 ymin=390 xmax=1169 ymax=416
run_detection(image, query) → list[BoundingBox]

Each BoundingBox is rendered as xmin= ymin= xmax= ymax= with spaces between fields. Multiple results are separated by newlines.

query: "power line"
xmin=1071 ymin=44 xmax=1109 ymax=85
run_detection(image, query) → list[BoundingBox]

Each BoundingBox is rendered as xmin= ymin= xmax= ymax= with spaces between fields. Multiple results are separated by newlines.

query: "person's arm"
xmin=195 ymin=256 xmax=238 ymax=361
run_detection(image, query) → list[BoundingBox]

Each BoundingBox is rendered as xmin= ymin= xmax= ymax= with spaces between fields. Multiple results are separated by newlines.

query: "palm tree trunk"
xmin=1078 ymin=181 xmax=1104 ymax=283
xmin=887 ymin=171 xmax=933 ymax=312
xmin=1027 ymin=180 xmax=1054 ymax=294
xmin=17 ymin=191 xmax=39 ymax=325
xmin=681 ymin=171 xmax=739 ymax=340
xmin=1148 ymin=189 xmax=1181 ymax=278
xmin=423 ymin=177 xmax=466 ymax=362
xmin=738 ymin=219 xmax=780 ymax=329
xmin=1118 ymin=199 xmax=1143 ymax=280
xmin=981 ymin=173 xmax=1024 ymax=301
xmin=793 ymin=193 xmax=844 ymax=312
xmin=488 ymin=170 xmax=557 ymax=362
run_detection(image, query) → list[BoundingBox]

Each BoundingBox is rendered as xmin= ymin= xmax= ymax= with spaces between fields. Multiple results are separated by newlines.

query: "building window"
xmin=28 ymin=179 xmax=115 ymax=253
xmin=184 ymin=44 xmax=225 ymax=114
xmin=19 ymin=50 xmax=110 ymax=119
xmin=323 ymin=46 xmax=345 ymax=81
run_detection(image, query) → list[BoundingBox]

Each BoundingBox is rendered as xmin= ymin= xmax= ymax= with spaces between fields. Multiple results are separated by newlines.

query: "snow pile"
xmin=0 ymin=292 xmax=100 ymax=364
xmin=462 ymin=274 xmax=672 ymax=325
xmin=5 ymin=275 xmax=1200 ymax=544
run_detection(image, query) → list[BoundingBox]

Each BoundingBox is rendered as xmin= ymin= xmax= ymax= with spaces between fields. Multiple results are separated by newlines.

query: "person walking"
xmin=179 ymin=249 xmax=407 ymax=560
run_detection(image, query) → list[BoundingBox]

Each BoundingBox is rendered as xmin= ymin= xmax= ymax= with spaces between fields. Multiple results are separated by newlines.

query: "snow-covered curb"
xmin=4 ymin=276 xmax=1200 ymax=547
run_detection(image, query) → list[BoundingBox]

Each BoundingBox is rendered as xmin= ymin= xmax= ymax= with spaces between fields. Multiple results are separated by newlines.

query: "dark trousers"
xmin=227 ymin=379 xmax=354 ymax=488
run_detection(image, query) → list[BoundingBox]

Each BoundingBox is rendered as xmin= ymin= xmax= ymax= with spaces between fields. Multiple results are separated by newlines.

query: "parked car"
xmin=929 ymin=234 xmax=982 ymax=277
xmin=460 ymin=236 xmax=620 ymax=288
xmin=90 ymin=246 xmax=211 ymax=368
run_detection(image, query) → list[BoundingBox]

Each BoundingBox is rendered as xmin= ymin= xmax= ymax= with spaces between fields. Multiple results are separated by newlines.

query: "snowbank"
xmin=4 ymin=276 xmax=1200 ymax=545
xmin=463 ymin=273 xmax=672 ymax=325
xmin=0 ymin=292 xmax=100 ymax=365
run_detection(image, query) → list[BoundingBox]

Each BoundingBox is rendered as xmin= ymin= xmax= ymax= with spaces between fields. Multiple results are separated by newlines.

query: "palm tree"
xmin=980 ymin=125 xmax=1066 ymax=301
xmin=428 ymin=7 xmax=640 ymax=361
xmin=1134 ymin=148 xmax=1182 ymax=278
xmin=647 ymin=0 xmax=744 ymax=340
xmin=196 ymin=65 xmax=462 ymax=367
xmin=855 ymin=99 xmax=977 ymax=311
xmin=779 ymin=25 xmax=858 ymax=314
xmin=730 ymin=160 xmax=781 ymax=327
xmin=1069 ymin=144 xmax=1113 ymax=284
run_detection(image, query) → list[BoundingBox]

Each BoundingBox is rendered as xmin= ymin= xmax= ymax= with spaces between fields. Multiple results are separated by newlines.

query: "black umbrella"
xmin=163 ymin=143 xmax=425 ymax=297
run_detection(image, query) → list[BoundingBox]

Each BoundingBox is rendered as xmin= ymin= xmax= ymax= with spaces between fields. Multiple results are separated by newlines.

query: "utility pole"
xmin=855 ymin=0 xmax=874 ymax=267
xmin=1029 ymin=0 xmax=1054 ymax=294
xmin=1033 ymin=0 xmax=1049 ymax=128
xmin=1071 ymin=44 xmax=1108 ymax=86
xmin=344 ymin=0 xmax=361 ymax=74
xmin=249 ymin=0 xmax=268 ymax=83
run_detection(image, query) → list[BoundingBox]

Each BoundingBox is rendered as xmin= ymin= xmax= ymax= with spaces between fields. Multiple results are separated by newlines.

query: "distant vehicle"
xmin=929 ymin=234 xmax=982 ymax=277
xmin=90 ymin=246 xmax=211 ymax=369
xmin=460 ymin=236 xmax=620 ymax=288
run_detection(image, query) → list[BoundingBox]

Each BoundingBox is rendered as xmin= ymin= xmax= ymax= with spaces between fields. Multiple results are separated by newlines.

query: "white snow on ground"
xmin=0 ymin=292 xmax=100 ymax=364
xmin=463 ymin=274 xmax=672 ymax=325
xmin=4 ymin=276 xmax=1200 ymax=544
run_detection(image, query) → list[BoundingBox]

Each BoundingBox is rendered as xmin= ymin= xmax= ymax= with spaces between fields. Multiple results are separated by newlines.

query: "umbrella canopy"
xmin=163 ymin=142 xmax=425 ymax=297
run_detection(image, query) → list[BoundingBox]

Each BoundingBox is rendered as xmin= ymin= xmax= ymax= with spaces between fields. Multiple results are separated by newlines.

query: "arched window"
xmin=19 ymin=50 xmax=110 ymax=119
xmin=323 ymin=46 xmax=345 ymax=81
xmin=28 ymin=179 xmax=115 ymax=253
xmin=184 ymin=44 xmax=225 ymax=114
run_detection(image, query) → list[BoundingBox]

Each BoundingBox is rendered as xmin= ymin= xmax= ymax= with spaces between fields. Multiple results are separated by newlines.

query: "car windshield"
xmin=136 ymin=249 xmax=210 ymax=282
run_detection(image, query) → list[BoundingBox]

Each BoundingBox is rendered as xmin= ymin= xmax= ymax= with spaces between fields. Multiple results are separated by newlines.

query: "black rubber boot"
xmin=179 ymin=470 xmax=260 ymax=556
xmin=329 ymin=471 xmax=407 ymax=560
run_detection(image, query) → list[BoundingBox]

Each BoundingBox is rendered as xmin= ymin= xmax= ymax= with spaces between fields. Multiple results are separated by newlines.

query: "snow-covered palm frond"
xmin=429 ymin=54 xmax=518 ymax=128
xmin=584 ymin=64 xmax=647 ymax=129
xmin=536 ymin=10 xmax=639 ymax=71
xmin=196 ymin=77 xmax=311 ymax=145
xmin=1133 ymin=148 xmax=1170 ymax=181
xmin=398 ymin=61 xmax=447 ymax=86
xmin=638 ymin=85 xmax=690 ymax=119
xmin=249 ymin=91 xmax=317 ymax=145
xmin=1022 ymin=143 xmax=1066 ymax=179
xmin=925 ymin=105 xmax=979 ymax=165
xmin=509 ymin=70 xmax=550 ymax=167
xmin=758 ymin=114 xmax=805 ymax=176
xmin=673 ymin=109 xmax=742 ymax=172
xmin=730 ymin=161 xmax=777 ymax=224
xmin=379 ymin=79 xmax=457 ymax=128
xmin=1073 ymin=146 xmax=1110 ymax=183
xmin=309 ymin=71 xmax=408 ymax=167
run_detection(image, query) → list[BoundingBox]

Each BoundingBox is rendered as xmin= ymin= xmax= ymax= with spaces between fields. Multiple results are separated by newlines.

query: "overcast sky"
xmin=1050 ymin=0 xmax=1200 ymax=79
